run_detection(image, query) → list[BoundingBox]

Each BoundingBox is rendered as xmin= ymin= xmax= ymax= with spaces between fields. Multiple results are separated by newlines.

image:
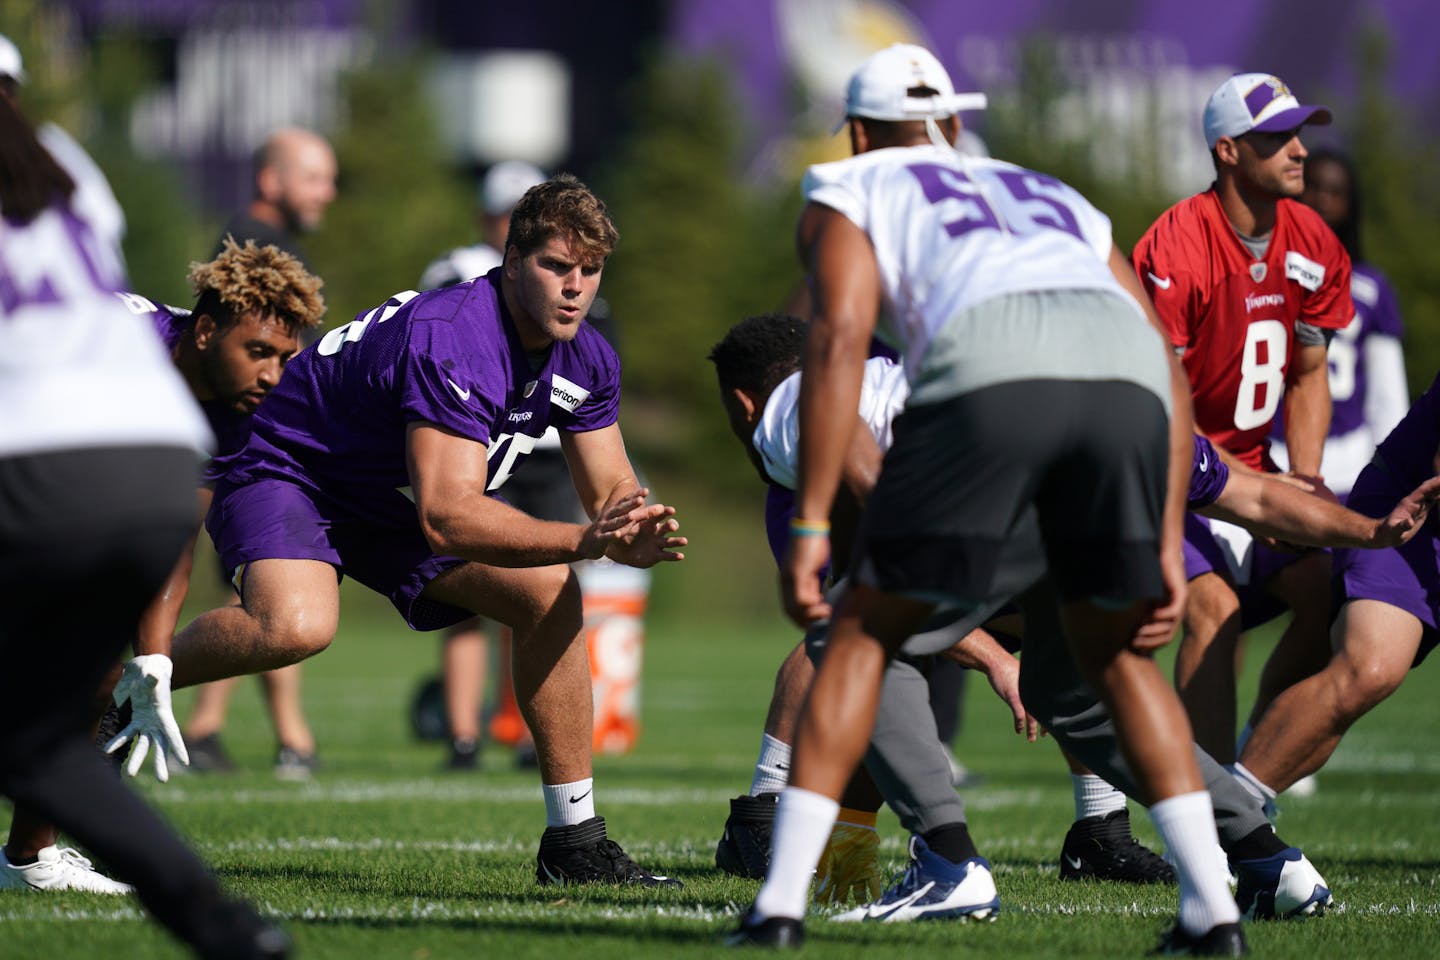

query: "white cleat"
xmin=831 ymin=836 xmax=999 ymax=923
xmin=1234 ymin=846 xmax=1333 ymax=920
xmin=0 ymin=845 xmax=133 ymax=894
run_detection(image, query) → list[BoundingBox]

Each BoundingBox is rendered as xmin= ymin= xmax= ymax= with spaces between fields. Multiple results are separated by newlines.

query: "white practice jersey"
xmin=754 ymin=356 xmax=909 ymax=490
xmin=39 ymin=124 xmax=126 ymax=264
xmin=419 ymin=243 xmax=502 ymax=291
xmin=802 ymin=145 xmax=1124 ymax=378
xmin=0 ymin=201 xmax=212 ymax=459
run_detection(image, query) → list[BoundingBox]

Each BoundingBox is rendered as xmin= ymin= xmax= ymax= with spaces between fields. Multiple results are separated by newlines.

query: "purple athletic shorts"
xmin=1334 ymin=465 xmax=1440 ymax=667
xmin=207 ymin=476 xmax=471 ymax=631
xmin=1182 ymin=513 xmax=1323 ymax=631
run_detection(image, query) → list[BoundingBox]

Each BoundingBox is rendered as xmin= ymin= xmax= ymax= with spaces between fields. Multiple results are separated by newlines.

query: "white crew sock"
xmin=752 ymin=786 xmax=839 ymax=921
xmin=542 ymin=778 xmax=595 ymax=827
xmin=1072 ymin=773 xmax=1128 ymax=820
xmin=750 ymin=733 xmax=792 ymax=796
xmin=1231 ymin=762 xmax=1278 ymax=806
xmin=1150 ymin=791 xmax=1240 ymax=935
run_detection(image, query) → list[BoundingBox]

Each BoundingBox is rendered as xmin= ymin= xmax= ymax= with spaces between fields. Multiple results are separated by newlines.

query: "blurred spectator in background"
xmin=0 ymin=84 xmax=290 ymax=959
xmin=420 ymin=159 xmax=545 ymax=289
xmin=185 ymin=127 xmax=338 ymax=780
xmin=1270 ymin=148 xmax=1409 ymax=496
xmin=213 ymin=127 xmax=337 ymax=269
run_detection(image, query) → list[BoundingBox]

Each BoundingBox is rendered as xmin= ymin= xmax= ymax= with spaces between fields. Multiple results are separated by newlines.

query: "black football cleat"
xmin=724 ymin=908 xmax=804 ymax=948
xmin=1060 ymin=809 xmax=1176 ymax=884
xmin=536 ymin=816 xmax=681 ymax=888
xmin=715 ymin=793 xmax=778 ymax=879
xmin=1152 ymin=920 xmax=1248 ymax=956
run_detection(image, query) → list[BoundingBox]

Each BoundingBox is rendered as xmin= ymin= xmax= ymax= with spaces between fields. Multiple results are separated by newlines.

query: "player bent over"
xmin=1236 ymin=373 xmax=1440 ymax=813
xmin=1 ymin=241 xmax=324 ymax=892
xmin=708 ymin=315 xmax=1172 ymax=895
xmin=166 ymin=175 xmax=686 ymax=886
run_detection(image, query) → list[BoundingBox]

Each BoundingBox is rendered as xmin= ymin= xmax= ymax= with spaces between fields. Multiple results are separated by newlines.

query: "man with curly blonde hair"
xmin=1 ymin=239 xmax=325 ymax=894
xmin=163 ymin=238 xmax=331 ymax=780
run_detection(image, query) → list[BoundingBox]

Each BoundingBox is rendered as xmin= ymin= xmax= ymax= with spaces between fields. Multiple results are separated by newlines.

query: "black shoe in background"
xmin=536 ymin=816 xmax=681 ymax=888
xmin=715 ymin=793 xmax=778 ymax=880
xmin=1060 ymin=808 xmax=1176 ymax=884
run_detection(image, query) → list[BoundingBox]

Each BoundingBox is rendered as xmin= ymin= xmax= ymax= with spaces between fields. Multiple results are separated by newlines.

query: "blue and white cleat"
xmin=831 ymin=836 xmax=999 ymax=923
xmin=1233 ymin=846 xmax=1333 ymax=920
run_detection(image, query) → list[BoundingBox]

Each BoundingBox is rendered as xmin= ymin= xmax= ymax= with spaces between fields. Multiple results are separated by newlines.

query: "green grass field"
xmin=5 ymin=586 xmax=1440 ymax=958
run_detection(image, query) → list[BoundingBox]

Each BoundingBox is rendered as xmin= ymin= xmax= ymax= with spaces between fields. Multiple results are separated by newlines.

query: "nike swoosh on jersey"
xmin=1199 ymin=453 xmax=1210 ymax=471
xmin=1147 ymin=272 xmax=1174 ymax=290
xmin=446 ymin=378 xmax=471 ymax=401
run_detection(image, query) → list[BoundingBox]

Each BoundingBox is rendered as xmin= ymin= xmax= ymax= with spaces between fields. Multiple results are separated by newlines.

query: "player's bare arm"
xmin=786 ymin=202 xmax=879 ymax=626
xmin=1204 ymin=468 xmax=1440 ymax=548
xmin=942 ymin=628 xmax=1040 ymax=741
xmin=560 ymin=425 xmax=686 ymax=567
xmin=1282 ymin=340 xmax=1333 ymax=479
xmin=135 ymin=485 xmax=213 ymax=657
xmin=840 ymin=413 xmax=883 ymax=501
xmin=1107 ymin=244 xmax=1192 ymax=647
xmin=408 ymin=422 xmax=644 ymax=566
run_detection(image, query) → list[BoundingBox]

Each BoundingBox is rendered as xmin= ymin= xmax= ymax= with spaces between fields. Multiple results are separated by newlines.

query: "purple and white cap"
xmin=1202 ymin=73 xmax=1331 ymax=148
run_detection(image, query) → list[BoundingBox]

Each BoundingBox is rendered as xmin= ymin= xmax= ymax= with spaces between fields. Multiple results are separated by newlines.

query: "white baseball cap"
xmin=0 ymin=33 xmax=26 ymax=85
xmin=480 ymin=160 xmax=546 ymax=215
xmin=835 ymin=43 xmax=987 ymax=134
xmin=1202 ymin=72 xmax=1331 ymax=148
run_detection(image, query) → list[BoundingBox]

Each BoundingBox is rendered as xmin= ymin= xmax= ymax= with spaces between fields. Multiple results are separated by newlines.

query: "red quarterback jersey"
xmin=1132 ymin=189 xmax=1352 ymax=469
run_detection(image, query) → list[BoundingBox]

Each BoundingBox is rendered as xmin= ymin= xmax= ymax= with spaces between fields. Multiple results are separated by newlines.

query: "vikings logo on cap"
xmin=1243 ymin=76 xmax=1293 ymax=121
xmin=1202 ymin=72 xmax=1332 ymax=149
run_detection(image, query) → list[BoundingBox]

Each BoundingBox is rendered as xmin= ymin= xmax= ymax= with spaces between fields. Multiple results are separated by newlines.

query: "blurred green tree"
xmin=1345 ymin=23 xmax=1440 ymax=397
xmin=594 ymin=53 xmax=801 ymax=479
xmin=304 ymin=56 xmax=473 ymax=332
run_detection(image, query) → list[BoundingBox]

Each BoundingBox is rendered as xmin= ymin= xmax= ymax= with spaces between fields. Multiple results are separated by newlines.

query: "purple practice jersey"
xmin=116 ymin=292 xmax=251 ymax=483
xmin=1331 ymin=264 xmax=1405 ymax=435
xmin=1272 ymin=262 xmax=1405 ymax=439
xmin=1372 ymin=372 xmax=1440 ymax=488
xmin=224 ymin=269 xmax=620 ymax=500
xmin=1187 ymin=433 xmax=1229 ymax=509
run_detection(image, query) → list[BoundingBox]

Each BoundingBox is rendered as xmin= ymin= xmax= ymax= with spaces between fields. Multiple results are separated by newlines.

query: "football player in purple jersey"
xmin=166 ymin=174 xmax=687 ymax=888
xmin=1236 ymin=375 xmax=1440 ymax=813
xmin=2 ymin=239 xmax=324 ymax=892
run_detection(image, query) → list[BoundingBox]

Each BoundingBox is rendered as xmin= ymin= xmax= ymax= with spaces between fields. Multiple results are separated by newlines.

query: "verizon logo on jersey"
xmin=1245 ymin=292 xmax=1286 ymax=312
xmin=1284 ymin=251 xmax=1326 ymax=291
xmin=550 ymin=374 xmax=590 ymax=412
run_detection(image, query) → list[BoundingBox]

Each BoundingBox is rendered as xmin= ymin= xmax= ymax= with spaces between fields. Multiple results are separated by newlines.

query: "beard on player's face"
xmin=198 ymin=341 xmax=251 ymax=410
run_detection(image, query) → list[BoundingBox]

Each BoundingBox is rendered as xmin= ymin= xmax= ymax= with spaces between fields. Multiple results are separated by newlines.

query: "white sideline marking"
xmin=8 ymin=896 xmax=1440 ymax=926
xmin=150 ymin=780 xmax=1050 ymax=811
xmin=0 ymin=900 xmax=734 ymax=924
xmin=152 ymin=782 xmax=729 ymax=806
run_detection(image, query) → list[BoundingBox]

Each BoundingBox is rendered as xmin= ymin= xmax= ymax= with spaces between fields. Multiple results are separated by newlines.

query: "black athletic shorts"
xmin=854 ymin=378 xmax=1169 ymax=623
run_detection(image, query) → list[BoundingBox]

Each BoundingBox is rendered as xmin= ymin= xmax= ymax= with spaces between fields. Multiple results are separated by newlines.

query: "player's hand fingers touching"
xmin=781 ymin=535 xmax=831 ymax=626
xmin=1134 ymin=554 xmax=1185 ymax=651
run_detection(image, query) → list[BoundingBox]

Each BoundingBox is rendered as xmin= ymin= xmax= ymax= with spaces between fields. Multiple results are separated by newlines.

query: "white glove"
xmin=104 ymin=654 xmax=189 ymax=782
